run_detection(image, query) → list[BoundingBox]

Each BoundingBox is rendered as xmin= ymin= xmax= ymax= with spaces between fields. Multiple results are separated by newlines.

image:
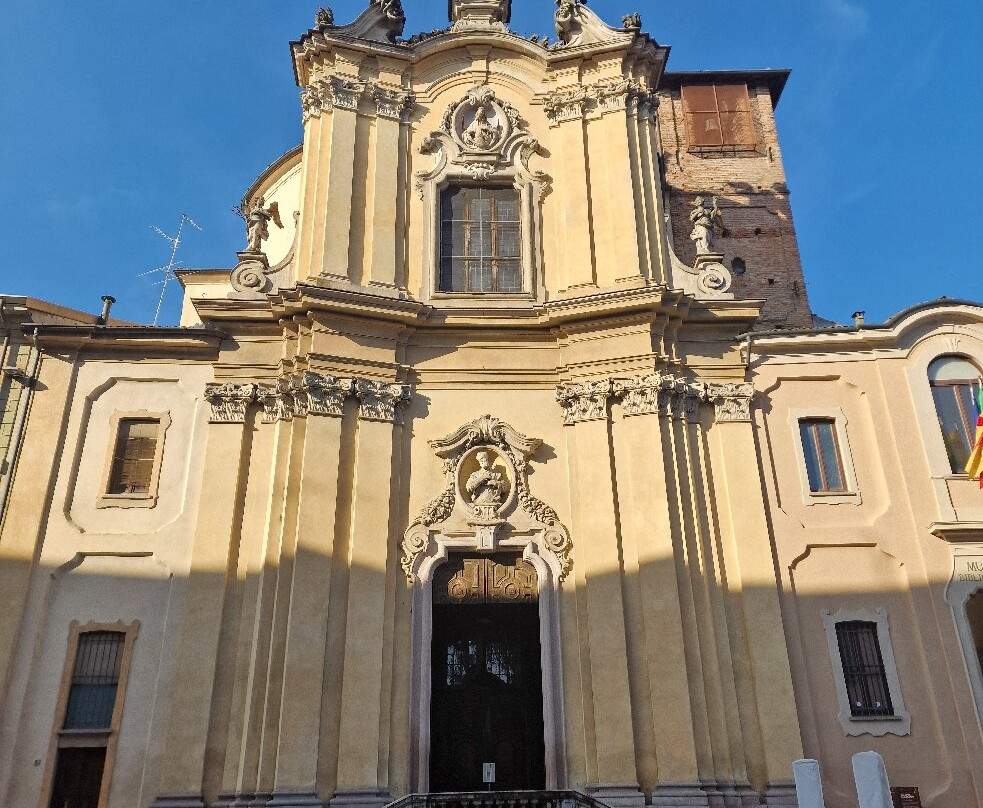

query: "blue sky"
xmin=1 ymin=0 xmax=980 ymax=326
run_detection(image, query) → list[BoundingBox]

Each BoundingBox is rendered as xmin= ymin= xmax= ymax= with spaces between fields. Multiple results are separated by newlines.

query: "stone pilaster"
xmin=270 ymin=373 xmax=352 ymax=807
xmin=704 ymin=382 xmax=805 ymax=792
xmin=611 ymin=375 xmax=706 ymax=806
xmin=557 ymin=380 xmax=643 ymax=806
xmin=331 ymin=383 xmax=410 ymax=808
xmin=151 ymin=385 xmax=257 ymax=808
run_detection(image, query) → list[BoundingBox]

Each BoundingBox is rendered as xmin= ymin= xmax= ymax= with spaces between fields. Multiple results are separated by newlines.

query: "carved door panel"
xmin=430 ymin=555 xmax=545 ymax=792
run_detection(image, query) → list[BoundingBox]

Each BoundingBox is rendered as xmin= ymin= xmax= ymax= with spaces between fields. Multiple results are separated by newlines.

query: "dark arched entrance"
xmin=429 ymin=553 xmax=546 ymax=792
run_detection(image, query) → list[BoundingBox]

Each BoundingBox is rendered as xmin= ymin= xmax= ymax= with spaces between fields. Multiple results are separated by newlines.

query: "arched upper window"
xmin=928 ymin=356 xmax=981 ymax=473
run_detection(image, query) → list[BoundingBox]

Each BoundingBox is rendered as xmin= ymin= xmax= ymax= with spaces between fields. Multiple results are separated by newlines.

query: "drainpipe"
xmin=0 ymin=327 xmax=42 ymax=529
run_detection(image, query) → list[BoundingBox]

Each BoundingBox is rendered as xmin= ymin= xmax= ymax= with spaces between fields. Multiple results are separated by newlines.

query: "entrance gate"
xmin=429 ymin=554 xmax=546 ymax=792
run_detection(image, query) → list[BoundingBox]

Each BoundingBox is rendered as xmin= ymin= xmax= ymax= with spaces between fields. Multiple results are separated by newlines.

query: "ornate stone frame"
xmin=821 ymin=607 xmax=910 ymax=736
xmin=415 ymin=85 xmax=549 ymax=307
xmin=96 ymin=411 xmax=171 ymax=509
xmin=402 ymin=415 xmax=570 ymax=792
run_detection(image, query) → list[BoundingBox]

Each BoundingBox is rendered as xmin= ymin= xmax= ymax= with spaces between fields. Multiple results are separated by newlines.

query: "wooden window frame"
xmin=38 ymin=620 xmax=139 ymax=808
xmin=438 ymin=184 xmax=523 ymax=295
xmin=821 ymin=608 xmax=909 ymax=736
xmin=97 ymin=411 xmax=170 ymax=509
xmin=681 ymin=82 xmax=759 ymax=154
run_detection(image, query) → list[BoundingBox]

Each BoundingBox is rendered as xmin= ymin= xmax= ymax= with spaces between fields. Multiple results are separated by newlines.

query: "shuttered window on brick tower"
xmin=835 ymin=621 xmax=895 ymax=717
xmin=681 ymin=84 xmax=756 ymax=149
xmin=439 ymin=185 xmax=522 ymax=293
xmin=107 ymin=418 xmax=159 ymax=495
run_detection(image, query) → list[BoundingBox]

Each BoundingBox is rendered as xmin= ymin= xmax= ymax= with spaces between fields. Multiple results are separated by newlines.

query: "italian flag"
xmin=966 ymin=386 xmax=983 ymax=487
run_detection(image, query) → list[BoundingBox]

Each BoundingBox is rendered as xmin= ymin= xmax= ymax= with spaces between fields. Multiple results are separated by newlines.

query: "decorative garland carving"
xmin=205 ymin=383 xmax=257 ymax=424
xmin=401 ymin=415 xmax=572 ymax=582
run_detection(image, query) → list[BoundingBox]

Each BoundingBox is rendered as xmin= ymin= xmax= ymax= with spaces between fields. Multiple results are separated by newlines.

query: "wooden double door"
xmin=429 ymin=555 xmax=546 ymax=792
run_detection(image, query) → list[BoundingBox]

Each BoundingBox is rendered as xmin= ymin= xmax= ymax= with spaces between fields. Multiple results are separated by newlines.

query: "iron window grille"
xmin=835 ymin=620 xmax=895 ymax=717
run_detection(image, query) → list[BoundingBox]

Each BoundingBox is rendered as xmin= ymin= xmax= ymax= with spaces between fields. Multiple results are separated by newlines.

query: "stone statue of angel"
xmin=245 ymin=196 xmax=284 ymax=253
xmin=689 ymin=195 xmax=722 ymax=255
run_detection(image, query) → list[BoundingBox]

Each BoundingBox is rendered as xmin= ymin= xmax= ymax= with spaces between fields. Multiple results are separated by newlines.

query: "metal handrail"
xmin=384 ymin=789 xmax=611 ymax=808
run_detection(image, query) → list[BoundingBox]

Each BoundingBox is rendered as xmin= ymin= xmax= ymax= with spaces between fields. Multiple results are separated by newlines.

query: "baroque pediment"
xmin=401 ymin=415 xmax=572 ymax=582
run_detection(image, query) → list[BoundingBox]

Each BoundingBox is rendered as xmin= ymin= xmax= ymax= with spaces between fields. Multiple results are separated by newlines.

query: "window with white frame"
xmin=927 ymin=355 xmax=981 ymax=473
xmin=822 ymin=608 xmax=910 ymax=736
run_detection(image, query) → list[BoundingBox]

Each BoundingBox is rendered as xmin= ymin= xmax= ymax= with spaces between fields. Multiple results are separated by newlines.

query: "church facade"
xmin=1 ymin=2 xmax=982 ymax=808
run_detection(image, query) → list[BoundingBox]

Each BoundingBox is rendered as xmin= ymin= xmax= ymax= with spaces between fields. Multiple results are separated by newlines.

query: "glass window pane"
xmin=816 ymin=421 xmax=845 ymax=491
xmin=681 ymin=84 xmax=717 ymax=112
xmin=714 ymin=84 xmax=750 ymax=112
xmin=928 ymin=355 xmax=981 ymax=382
xmin=496 ymin=226 xmax=521 ymax=258
xmin=470 ymin=195 xmax=491 ymax=222
xmin=719 ymin=112 xmax=756 ymax=147
xmin=932 ymin=386 xmax=974 ymax=471
xmin=799 ymin=422 xmax=824 ymax=492
xmin=468 ymin=224 xmax=489 ymax=256
xmin=686 ymin=113 xmax=722 ymax=146
xmin=469 ymin=261 xmax=492 ymax=293
xmin=494 ymin=193 xmax=520 ymax=222
xmin=496 ymin=261 xmax=522 ymax=293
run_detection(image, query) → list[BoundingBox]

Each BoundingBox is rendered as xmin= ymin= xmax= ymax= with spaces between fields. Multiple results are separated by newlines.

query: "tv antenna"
xmin=140 ymin=213 xmax=201 ymax=326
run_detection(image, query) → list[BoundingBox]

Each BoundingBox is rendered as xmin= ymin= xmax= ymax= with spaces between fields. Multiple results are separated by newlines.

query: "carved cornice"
xmin=704 ymin=382 xmax=754 ymax=423
xmin=354 ymin=379 xmax=412 ymax=423
xmin=205 ymin=383 xmax=257 ymax=424
xmin=555 ymin=379 xmax=612 ymax=424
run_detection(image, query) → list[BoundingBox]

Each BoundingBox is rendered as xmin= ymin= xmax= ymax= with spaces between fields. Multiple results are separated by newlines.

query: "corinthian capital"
xmin=204 ymin=382 xmax=257 ymax=424
xmin=556 ymin=379 xmax=612 ymax=425
xmin=354 ymin=379 xmax=411 ymax=423
xmin=292 ymin=372 xmax=353 ymax=417
xmin=705 ymin=382 xmax=754 ymax=423
xmin=370 ymin=83 xmax=415 ymax=120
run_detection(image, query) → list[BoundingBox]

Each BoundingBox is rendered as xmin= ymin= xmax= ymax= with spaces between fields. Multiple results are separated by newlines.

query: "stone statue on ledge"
xmin=315 ymin=6 xmax=334 ymax=26
xmin=689 ymin=195 xmax=722 ymax=256
xmin=244 ymin=196 xmax=283 ymax=253
xmin=466 ymin=451 xmax=509 ymax=507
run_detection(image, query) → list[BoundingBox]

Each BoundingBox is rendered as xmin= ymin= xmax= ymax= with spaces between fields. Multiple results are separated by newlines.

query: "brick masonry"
xmin=657 ymin=77 xmax=813 ymax=330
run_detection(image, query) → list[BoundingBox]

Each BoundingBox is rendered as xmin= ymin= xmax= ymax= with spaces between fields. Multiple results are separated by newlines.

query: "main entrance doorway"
xmin=430 ymin=554 xmax=546 ymax=792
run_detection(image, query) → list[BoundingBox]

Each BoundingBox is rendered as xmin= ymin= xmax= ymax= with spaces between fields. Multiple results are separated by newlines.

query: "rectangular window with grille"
xmin=681 ymin=83 xmax=756 ymax=150
xmin=439 ymin=185 xmax=522 ymax=293
xmin=42 ymin=623 xmax=137 ymax=808
xmin=798 ymin=418 xmax=847 ymax=493
xmin=106 ymin=418 xmax=159 ymax=495
xmin=64 ymin=632 xmax=124 ymax=730
xmin=835 ymin=620 xmax=895 ymax=717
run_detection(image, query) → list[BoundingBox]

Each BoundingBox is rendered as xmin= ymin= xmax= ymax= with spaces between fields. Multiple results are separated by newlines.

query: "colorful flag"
xmin=965 ymin=385 xmax=983 ymax=487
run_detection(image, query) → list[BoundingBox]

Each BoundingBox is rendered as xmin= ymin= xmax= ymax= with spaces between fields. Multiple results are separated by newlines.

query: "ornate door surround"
xmin=403 ymin=416 xmax=570 ymax=793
